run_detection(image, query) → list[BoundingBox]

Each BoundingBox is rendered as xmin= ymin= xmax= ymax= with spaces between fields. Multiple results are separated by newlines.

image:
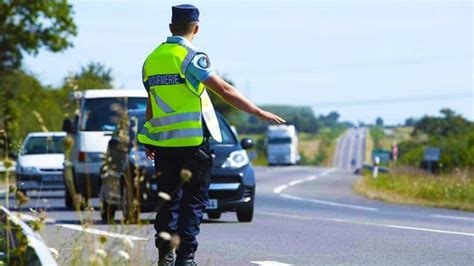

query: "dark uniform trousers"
xmin=153 ymin=141 xmax=212 ymax=257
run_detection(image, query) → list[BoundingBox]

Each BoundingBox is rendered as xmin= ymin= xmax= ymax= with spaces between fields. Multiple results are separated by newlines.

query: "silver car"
xmin=15 ymin=132 xmax=66 ymax=195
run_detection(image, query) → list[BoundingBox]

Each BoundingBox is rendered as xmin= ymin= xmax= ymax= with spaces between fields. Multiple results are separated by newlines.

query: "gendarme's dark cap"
xmin=172 ymin=4 xmax=199 ymax=23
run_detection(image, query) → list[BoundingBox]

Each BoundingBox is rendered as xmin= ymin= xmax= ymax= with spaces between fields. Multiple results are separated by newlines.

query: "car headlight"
xmin=130 ymin=151 xmax=154 ymax=166
xmin=20 ymin=167 xmax=40 ymax=174
xmin=221 ymin=150 xmax=249 ymax=169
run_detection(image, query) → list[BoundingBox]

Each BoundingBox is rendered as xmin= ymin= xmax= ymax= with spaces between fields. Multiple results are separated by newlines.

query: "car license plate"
xmin=42 ymin=175 xmax=62 ymax=182
xmin=206 ymin=199 xmax=218 ymax=210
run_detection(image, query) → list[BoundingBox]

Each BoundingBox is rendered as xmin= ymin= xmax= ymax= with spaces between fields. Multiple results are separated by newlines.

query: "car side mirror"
xmin=240 ymin=138 xmax=254 ymax=150
xmin=62 ymin=118 xmax=76 ymax=134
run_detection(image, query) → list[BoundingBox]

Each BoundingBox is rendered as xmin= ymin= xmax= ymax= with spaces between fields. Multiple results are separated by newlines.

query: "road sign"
xmin=372 ymin=149 xmax=390 ymax=164
xmin=391 ymin=143 xmax=398 ymax=161
xmin=424 ymin=147 xmax=440 ymax=161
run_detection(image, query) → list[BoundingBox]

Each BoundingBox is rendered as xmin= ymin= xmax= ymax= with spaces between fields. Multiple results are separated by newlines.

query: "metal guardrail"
xmin=0 ymin=206 xmax=58 ymax=266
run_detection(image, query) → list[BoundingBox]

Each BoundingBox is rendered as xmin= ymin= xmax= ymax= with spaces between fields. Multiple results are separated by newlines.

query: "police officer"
xmin=138 ymin=4 xmax=285 ymax=266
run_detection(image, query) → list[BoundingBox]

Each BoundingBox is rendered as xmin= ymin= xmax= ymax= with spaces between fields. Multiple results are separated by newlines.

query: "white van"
xmin=266 ymin=125 xmax=299 ymax=165
xmin=62 ymin=89 xmax=147 ymax=208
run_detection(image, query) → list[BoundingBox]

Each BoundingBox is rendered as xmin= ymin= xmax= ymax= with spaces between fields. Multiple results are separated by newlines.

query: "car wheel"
xmin=207 ymin=212 xmax=221 ymax=220
xmin=237 ymin=206 xmax=254 ymax=223
xmin=121 ymin=183 xmax=138 ymax=224
xmin=100 ymin=199 xmax=116 ymax=224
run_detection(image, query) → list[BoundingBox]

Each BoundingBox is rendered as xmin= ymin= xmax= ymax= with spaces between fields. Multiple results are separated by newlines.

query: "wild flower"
xmin=117 ymin=250 xmax=130 ymax=261
xmin=180 ymin=168 xmax=193 ymax=182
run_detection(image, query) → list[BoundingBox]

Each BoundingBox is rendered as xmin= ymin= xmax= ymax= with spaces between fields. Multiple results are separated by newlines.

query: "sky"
xmin=24 ymin=0 xmax=473 ymax=125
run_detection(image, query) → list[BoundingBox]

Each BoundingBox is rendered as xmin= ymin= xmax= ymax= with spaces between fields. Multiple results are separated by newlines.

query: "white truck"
xmin=62 ymin=89 xmax=148 ymax=208
xmin=266 ymin=125 xmax=299 ymax=165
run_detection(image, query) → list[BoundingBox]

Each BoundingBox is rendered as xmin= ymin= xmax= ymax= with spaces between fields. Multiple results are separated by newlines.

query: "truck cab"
xmin=266 ymin=125 xmax=299 ymax=166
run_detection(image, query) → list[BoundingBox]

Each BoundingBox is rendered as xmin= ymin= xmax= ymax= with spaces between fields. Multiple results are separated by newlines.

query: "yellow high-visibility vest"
xmin=137 ymin=42 xmax=222 ymax=147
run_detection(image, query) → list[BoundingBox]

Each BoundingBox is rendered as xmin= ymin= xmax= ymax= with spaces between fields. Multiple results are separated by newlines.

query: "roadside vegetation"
xmin=355 ymin=168 xmax=474 ymax=211
xmin=357 ymin=109 xmax=474 ymax=211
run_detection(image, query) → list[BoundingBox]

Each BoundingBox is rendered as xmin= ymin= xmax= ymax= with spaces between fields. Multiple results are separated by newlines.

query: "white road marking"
xmin=287 ymin=179 xmax=305 ymax=186
xmin=257 ymin=211 xmax=313 ymax=220
xmin=281 ymin=194 xmax=378 ymax=211
xmin=250 ymin=261 xmax=292 ymax=266
xmin=273 ymin=184 xmax=289 ymax=194
xmin=258 ymin=211 xmax=474 ymax=237
xmin=385 ymin=224 xmax=474 ymax=237
xmin=273 ymin=168 xmax=377 ymax=211
xmin=431 ymin=214 xmax=474 ymax=222
xmin=56 ymin=224 xmax=148 ymax=241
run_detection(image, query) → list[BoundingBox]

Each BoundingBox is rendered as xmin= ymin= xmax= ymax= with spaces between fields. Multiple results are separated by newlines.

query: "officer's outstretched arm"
xmin=204 ymin=75 xmax=285 ymax=124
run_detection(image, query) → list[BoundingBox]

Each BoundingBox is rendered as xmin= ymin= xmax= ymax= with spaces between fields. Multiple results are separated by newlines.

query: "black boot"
xmin=176 ymin=253 xmax=197 ymax=266
xmin=158 ymin=249 xmax=175 ymax=266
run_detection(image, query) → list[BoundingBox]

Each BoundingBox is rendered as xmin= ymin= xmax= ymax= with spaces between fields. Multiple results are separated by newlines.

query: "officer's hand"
xmin=145 ymin=147 xmax=155 ymax=160
xmin=258 ymin=110 xmax=286 ymax=124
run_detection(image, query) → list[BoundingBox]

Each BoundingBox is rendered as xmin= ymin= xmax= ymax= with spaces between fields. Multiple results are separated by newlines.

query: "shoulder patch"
xmin=197 ymin=55 xmax=211 ymax=69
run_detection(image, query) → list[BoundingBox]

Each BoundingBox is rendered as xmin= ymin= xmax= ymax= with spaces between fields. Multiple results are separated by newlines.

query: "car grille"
xmin=209 ymin=190 xmax=241 ymax=201
xmin=40 ymin=168 xmax=62 ymax=172
xmin=210 ymin=175 xmax=241 ymax=184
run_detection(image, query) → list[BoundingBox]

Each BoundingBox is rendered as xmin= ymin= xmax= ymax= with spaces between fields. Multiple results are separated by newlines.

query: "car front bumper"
xmin=206 ymin=164 xmax=256 ymax=213
xmin=16 ymin=173 xmax=65 ymax=191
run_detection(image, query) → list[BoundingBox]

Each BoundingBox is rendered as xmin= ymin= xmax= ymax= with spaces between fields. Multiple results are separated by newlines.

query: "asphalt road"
xmin=2 ymin=128 xmax=474 ymax=265
xmin=333 ymin=128 xmax=366 ymax=170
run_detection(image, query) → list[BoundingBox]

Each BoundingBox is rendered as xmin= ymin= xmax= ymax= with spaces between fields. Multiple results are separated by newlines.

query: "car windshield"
xmin=81 ymin=97 xmax=147 ymax=131
xmin=268 ymin=137 xmax=292 ymax=144
xmin=211 ymin=116 xmax=237 ymax=145
xmin=22 ymin=136 xmax=64 ymax=155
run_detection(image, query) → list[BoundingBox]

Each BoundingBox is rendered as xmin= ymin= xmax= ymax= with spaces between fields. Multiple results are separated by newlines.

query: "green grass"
xmin=354 ymin=168 xmax=474 ymax=211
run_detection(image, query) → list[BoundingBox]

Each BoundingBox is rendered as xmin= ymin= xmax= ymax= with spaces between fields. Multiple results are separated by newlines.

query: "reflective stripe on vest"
xmin=150 ymin=89 xmax=175 ymax=113
xmin=149 ymin=112 xmax=201 ymax=127
xmin=140 ymin=127 xmax=203 ymax=141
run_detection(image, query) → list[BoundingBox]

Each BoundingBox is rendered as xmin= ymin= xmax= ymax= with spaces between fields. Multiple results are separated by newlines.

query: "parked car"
xmin=62 ymin=89 xmax=148 ymax=209
xmin=99 ymin=110 xmax=256 ymax=223
xmin=15 ymin=132 xmax=66 ymax=195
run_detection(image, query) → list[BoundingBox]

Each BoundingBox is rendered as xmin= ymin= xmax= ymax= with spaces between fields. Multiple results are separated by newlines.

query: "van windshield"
xmin=268 ymin=137 xmax=292 ymax=144
xmin=81 ymin=98 xmax=147 ymax=131
xmin=22 ymin=136 xmax=64 ymax=155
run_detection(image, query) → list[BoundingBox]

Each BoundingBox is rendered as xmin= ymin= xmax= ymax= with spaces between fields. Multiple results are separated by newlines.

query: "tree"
xmin=0 ymin=70 xmax=63 ymax=151
xmin=319 ymin=111 xmax=340 ymax=128
xmin=0 ymin=1 xmax=77 ymax=72
xmin=404 ymin=117 xmax=417 ymax=127
xmin=375 ymin=117 xmax=384 ymax=127
xmin=67 ymin=62 xmax=113 ymax=91
xmin=413 ymin=108 xmax=472 ymax=137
